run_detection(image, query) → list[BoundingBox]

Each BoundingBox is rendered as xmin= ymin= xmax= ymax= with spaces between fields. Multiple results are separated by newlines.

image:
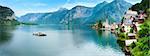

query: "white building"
xmin=103 ymin=19 xmax=110 ymax=30
xmin=125 ymin=39 xmax=137 ymax=46
xmin=124 ymin=10 xmax=138 ymax=19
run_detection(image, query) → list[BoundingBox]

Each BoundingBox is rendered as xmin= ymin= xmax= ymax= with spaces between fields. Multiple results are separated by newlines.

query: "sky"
xmin=0 ymin=0 xmax=142 ymax=17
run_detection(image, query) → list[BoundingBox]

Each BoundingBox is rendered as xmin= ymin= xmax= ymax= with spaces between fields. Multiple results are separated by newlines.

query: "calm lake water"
xmin=0 ymin=25 xmax=125 ymax=56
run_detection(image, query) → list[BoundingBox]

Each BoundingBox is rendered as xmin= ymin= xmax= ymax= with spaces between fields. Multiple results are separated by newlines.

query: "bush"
xmin=131 ymin=37 xmax=150 ymax=56
xmin=118 ymin=33 xmax=128 ymax=40
xmin=138 ymin=22 xmax=150 ymax=38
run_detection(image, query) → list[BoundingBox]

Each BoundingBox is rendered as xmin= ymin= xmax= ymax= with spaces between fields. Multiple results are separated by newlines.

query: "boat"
xmin=33 ymin=32 xmax=47 ymax=36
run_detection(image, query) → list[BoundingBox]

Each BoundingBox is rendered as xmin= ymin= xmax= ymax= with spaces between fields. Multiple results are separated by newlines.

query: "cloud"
xmin=32 ymin=3 xmax=47 ymax=7
xmin=125 ymin=0 xmax=142 ymax=4
xmin=22 ymin=2 xmax=48 ymax=7
xmin=62 ymin=0 xmax=106 ymax=9
xmin=13 ymin=2 xmax=51 ymax=17
xmin=14 ymin=8 xmax=59 ymax=17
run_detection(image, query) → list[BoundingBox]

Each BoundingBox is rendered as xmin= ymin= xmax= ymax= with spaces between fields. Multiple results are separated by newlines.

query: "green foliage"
xmin=147 ymin=8 xmax=150 ymax=17
xmin=121 ymin=17 xmax=125 ymax=24
xmin=131 ymin=14 xmax=150 ymax=56
xmin=0 ymin=19 xmax=37 ymax=25
xmin=118 ymin=33 xmax=128 ymax=40
xmin=0 ymin=19 xmax=20 ymax=25
xmin=138 ymin=20 xmax=150 ymax=38
xmin=131 ymin=37 xmax=150 ymax=56
xmin=98 ymin=20 xmax=103 ymax=28
xmin=130 ymin=42 xmax=136 ymax=49
xmin=131 ymin=0 xmax=150 ymax=12
xmin=130 ymin=28 xmax=134 ymax=33
xmin=117 ymin=39 xmax=125 ymax=50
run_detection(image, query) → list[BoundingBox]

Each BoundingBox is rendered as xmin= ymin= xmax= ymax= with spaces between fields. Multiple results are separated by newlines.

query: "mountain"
xmin=61 ymin=5 xmax=93 ymax=24
xmin=18 ymin=13 xmax=50 ymax=23
xmin=93 ymin=1 xmax=108 ymax=13
xmin=19 ymin=8 xmax=68 ymax=24
xmin=19 ymin=6 xmax=93 ymax=24
xmin=0 ymin=5 xmax=20 ymax=25
xmin=39 ymin=8 xmax=68 ymax=24
xmin=18 ymin=0 xmax=132 ymax=25
xmin=83 ymin=0 xmax=131 ymax=24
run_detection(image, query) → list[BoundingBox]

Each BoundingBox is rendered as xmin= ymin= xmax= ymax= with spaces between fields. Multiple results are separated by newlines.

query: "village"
xmin=92 ymin=9 xmax=148 ymax=55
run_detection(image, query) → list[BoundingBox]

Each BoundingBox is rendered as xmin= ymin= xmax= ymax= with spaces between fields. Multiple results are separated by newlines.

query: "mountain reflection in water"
xmin=0 ymin=25 xmax=124 ymax=56
xmin=0 ymin=26 xmax=16 ymax=45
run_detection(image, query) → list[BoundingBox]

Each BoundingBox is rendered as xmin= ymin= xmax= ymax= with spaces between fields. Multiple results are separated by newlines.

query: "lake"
xmin=0 ymin=25 xmax=125 ymax=56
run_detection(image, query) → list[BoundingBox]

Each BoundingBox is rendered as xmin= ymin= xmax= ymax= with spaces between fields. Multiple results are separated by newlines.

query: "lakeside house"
xmin=137 ymin=11 xmax=147 ymax=24
xmin=125 ymin=39 xmax=137 ymax=46
xmin=125 ymin=39 xmax=137 ymax=55
xmin=128 ymin=33 xmax=136 ymax=39
xmin=116 ymin=9 xmax=148 ymax=56
xmin=93 ymin=10 xmax=146 ymax=33
xmin=124 ymin=10 xmax=138 ymax=19
xmin=118 ymin=10 xmax=146 ymax=33
xmin=111 ymin=23 xmax=118 ymax=32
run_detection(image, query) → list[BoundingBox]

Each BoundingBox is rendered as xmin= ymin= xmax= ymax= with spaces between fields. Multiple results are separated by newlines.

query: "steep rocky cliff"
xmin=0 ymin=5 xmax=19 ymax=25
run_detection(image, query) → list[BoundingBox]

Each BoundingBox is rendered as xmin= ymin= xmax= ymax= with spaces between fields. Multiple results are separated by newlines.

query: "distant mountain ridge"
xmin=18 ymin=0 xmax=132 ymax=25
xmin=83 ymin=0 xmax=132 ymax=24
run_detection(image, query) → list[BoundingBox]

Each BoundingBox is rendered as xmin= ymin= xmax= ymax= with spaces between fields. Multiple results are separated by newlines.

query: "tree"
xmin=130 ymin=0 xmax=150 ymax=13
xmin=138 ymin=22 xmax=150 ymax=38
xmin=98 ymin=20 xmax=103 ymax=28
xmin=147 ymin=8 xmax=150 ymax=17
xmin=131 ymin=37 xmax=150 ymax=56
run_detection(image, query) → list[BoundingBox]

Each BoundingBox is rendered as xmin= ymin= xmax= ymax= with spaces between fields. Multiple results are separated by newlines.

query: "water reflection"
xmin=95 ymin=30 xmax=121 ymax=50
xmin=0 ymin=25 xmax=124 ymax=56
xmin=0 ymin=25 xmax=16 ymax=45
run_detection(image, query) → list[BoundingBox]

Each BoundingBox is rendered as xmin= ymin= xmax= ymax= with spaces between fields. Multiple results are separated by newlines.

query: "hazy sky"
xmin=0 ymin=0 xmax=142 ymax=17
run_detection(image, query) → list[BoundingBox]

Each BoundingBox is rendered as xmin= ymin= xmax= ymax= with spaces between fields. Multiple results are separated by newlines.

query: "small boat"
xmin=33 ymin=32 xmax=47 ymax=36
